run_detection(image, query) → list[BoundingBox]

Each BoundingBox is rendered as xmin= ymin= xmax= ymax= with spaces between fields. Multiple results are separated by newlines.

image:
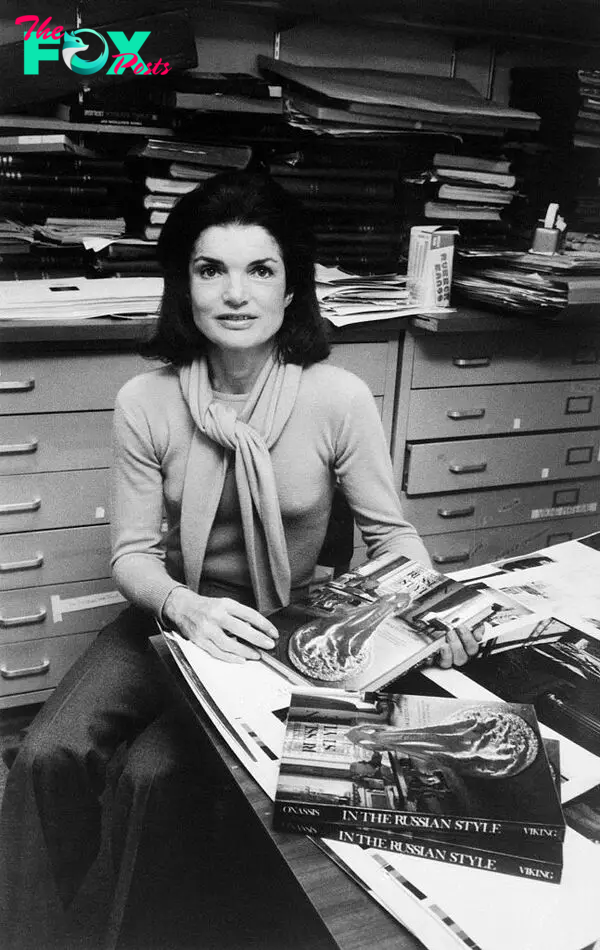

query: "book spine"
xmin=275 ymin=818 xmax=563 ymax=883
xmin=0 ymin=184 xmax=111 ymax=200
xmin=62 ymin=106 xmax=167 ymax=127
xmin=0 ymin=171 xmax=129 ymax=187
xmin=139 ymin=144 xmax=251 ymax=169
xmin=273 ymin=801 xmax=566 ymax=842
xmin=273 ymin=177 xmax=395 ymax=200
xmin=0 ymin=155 xmax=126 ymax=173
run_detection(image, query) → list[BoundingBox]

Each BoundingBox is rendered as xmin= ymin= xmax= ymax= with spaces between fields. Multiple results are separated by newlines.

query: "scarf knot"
xmin=178 ymin=352 xmax=302 ymax=613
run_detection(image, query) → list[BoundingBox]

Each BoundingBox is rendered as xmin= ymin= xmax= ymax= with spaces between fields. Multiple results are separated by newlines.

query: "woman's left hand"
xmin=436 ymin=623 xmax=483 ymax=669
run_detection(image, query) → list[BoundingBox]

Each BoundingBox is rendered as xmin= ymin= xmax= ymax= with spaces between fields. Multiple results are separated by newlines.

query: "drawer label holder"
xmin=51 ymin=590 xmax=126 ymax=623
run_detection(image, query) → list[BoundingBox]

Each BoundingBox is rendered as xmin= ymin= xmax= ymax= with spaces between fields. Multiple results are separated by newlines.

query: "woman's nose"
xmin=223 ymin=274 xmax=249 ymax=306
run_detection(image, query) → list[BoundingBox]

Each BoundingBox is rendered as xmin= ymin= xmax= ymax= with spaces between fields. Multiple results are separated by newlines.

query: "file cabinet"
xmin=0 ymin=336 xmax=148 ymax=707
xmin=394 ymin=325 xmax=600 ymax=570
xmin=0 ymin=321 xmax=399 ymax=707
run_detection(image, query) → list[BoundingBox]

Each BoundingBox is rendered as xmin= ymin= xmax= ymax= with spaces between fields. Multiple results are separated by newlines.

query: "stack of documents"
xmin=316 ymin=264 xmax=452 ymax=326
xmin=258 ymin=57 xmax=540 ymax=138
xmin=0 ymin=276 xmax=163 ymax=320
xmin=453 ymin=248 xmax=600 ymax=314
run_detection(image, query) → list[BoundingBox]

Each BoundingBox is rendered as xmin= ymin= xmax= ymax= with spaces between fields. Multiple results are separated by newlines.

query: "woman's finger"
xmin=224 ymin=614 xmax=279 ymax=650
xmin=444 ymin=627 xmax=469 ymax=667
xmin=437 ymin=640 xmax=454 ymax=669
xmin=223 ymin=599 xmax=279 ymax=639
xmin=455 ymin=623 xmax=483 ymax=657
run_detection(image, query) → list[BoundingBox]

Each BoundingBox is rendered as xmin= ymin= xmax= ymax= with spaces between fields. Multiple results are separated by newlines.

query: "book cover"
xmin=263 ymin=551 xmax=541 ymax=693
xmin=433 ymin=153 xmax=512 ymax=174
xmin=129 ymin=139 xmax=251 ymax=169
xmin=277 ymin=820 xmax=563 ymax=883
xmin=274 ymin=690 xmax=566 ymax=841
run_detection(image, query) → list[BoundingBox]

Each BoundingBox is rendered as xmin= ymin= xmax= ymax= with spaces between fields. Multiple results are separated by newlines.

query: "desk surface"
xmin=151 ymin=634 xmax=422 ymax=950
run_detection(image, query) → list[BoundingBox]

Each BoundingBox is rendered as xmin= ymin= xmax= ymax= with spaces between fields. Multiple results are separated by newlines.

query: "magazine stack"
xmin=273 ymin=690 xmax=566 ymax=883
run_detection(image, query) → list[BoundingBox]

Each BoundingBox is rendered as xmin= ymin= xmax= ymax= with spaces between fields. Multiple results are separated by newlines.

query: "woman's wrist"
xmin=161 ymin=585 xmax=191 ymax=629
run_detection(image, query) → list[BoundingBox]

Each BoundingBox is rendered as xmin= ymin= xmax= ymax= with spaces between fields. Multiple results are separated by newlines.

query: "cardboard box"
xmin=407 ymin=225 xmax=457 ymax=309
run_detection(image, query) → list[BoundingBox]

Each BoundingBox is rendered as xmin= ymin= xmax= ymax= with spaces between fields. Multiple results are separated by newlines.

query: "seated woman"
xmin=0 ymin=171 xmax=480 ymax=950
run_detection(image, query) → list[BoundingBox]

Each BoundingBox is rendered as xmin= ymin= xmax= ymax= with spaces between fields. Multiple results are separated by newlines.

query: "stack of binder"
xmin=126 ymin=138 xmax=252 ymax=242
xmin=258 ymin=57 xmax=540 ymax=138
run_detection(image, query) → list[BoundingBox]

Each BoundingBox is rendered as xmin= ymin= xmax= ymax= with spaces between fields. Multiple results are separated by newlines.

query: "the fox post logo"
xmin=16 ymin=15 xmax=172 ymax=76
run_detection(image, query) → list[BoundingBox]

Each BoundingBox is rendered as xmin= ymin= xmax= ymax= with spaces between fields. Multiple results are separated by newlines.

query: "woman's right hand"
xmin=161 ymin=586 xmax=279 ymax=663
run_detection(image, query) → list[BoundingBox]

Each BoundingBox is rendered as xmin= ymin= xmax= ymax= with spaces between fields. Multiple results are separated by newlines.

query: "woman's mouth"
xmin=217 ymin=314 xmax=257 ymax=326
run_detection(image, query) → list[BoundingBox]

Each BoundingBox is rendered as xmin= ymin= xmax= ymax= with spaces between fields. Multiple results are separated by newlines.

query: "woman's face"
xmin=188 ymin=223 xmax=292 ymax=359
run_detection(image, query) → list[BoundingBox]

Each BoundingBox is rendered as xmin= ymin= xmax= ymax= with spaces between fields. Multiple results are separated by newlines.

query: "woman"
xmin=0 ymin=171 xmax=480 ymax=949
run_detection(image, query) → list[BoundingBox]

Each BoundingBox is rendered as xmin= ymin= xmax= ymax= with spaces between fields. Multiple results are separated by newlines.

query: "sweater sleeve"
xmin=110 ymin=387 xmax=185 ymax=618
xmin=334 ymin=376 xmax=433 ymax=568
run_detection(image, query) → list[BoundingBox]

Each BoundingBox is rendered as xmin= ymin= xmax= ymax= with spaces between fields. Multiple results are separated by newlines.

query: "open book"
xmin=262 ymin=550 xmax=569 ymax=693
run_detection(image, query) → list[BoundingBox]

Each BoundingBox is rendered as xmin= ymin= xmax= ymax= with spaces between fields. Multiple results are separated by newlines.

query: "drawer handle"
xmin=0 ymin=377 xmax=35 ymax=393
xmin=0 ymin=438 xmax=38 ymax=456
xmin=447 ymin=409 xmax=485 ymax=420
xmin=432 ymin=551 xmax=471 ymax=565
xmin=452 ymin=358 xmax=491 ymax=368
xmin=437 ymin=505 xmax=476 ymax=519
xmin=0 ymin=553 xmax=44 ymax=572
xmin=1 ymin=659 xmax=50 ymax=680
xmin=0 ymin=607 xmax=47 ymax=628
xmin=449 ymin=462 xmax=487 ymax=474
xmin=0 ymin=497 xmax=42 ymax=515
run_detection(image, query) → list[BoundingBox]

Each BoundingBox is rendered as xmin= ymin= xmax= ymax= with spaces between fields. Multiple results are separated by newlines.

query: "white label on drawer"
xmin=51 ymin=590 xmax=126 ymax=623
xmin=531 ymin=502 xmax=598 ymax=519
xmin=513 ymin=418 xmax=521 ymax=430
xmin=95 ymin=507 xmax=106 ymax=519
xmin=541 ymin=468 xmax=549 ymax=479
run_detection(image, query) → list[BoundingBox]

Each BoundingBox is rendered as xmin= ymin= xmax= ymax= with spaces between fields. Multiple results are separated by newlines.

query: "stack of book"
xmin=264 ymin=143 xmax=422 ymax=273
xmin=0 ymin=148 xmax=129 ymax=233
xmin=55 ymin=80 xmax=170 ymax=130
xmin=274 ymin=689 xmax=565 ymax=884
xmin=258 ymin=57 xmax=540 ymax=138
xmin=126 ymin=137 xmax=252 ymax=241
xmin=164 ymin=71 xmax=283 ymax=122
xmin=421 ymin=152 xmax=517 ymax=223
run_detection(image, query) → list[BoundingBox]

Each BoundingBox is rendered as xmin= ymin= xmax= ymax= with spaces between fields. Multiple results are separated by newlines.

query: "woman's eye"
xmin=197 ymin=265 xmax=219 ymax=279
xmin=252 ymin=265 xmax=273 ymax=278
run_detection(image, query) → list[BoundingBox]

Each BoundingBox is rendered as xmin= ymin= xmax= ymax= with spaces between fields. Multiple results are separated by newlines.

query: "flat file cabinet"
xmin=393 ymin=325 xmax=600 ymax=570
xmin=0 ymin=322 xmax=399 ymax=707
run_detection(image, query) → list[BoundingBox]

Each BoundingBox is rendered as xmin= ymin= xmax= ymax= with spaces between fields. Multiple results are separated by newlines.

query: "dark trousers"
xmin=0 ymin=606 xmax=215 ymax=950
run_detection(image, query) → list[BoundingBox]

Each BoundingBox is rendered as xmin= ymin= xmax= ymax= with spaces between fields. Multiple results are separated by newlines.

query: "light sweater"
xmin=110 ymin=360 xmax=432 ymax=617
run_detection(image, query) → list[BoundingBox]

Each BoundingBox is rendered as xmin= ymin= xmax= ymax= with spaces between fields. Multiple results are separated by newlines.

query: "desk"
xmin=150 ymin=634 xmax=422 ymax=950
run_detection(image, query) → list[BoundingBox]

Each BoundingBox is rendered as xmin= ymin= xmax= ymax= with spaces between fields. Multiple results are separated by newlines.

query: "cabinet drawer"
xmin=0 ymin=578 xmax=126 ymax=644
xmin=404 ymin=431 xmax=600 ymax=495
xmin=423 ymin=518 xmax=600 ymax=571
xmin=0 ymin=352 xmax=147 ymax=415
xmin=0 ymin=525 xmax=111 ymax=590
xmin=0 ymin=412 xmax=112 ymax=475
xmin=0 ymin=469 xmax=110 ymax=533
xmin=0 ymin=631 xmax=97 ymax=698
xmin=406 ymin=380 xmax=600 ymax=439
xmin=328 ymin=342 xmax=392 ymax=396
xmin=401 ymin=478 xmax=600 ymax=535
xmin=411 ymin=332 xmax=600 ymax=388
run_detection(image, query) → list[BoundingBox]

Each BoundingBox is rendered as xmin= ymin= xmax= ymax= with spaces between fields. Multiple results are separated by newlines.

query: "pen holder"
xmin=531 ymin=227 xmax=560 ymax=255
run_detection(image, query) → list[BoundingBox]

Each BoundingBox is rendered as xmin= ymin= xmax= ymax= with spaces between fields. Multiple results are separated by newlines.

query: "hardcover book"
xmin=273 ymin=690 xmax=566 ymax=841
xmin=262 ymin=551 xmax=552 ymax=693
xmin=277 ymin=821 xmax=563 ymax=883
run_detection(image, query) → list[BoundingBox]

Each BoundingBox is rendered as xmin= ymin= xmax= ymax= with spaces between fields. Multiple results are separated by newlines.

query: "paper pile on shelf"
xmin=258 ymin=57 xmax=540 ymax=138
xmin=0 ymin=276 xmax=163 ymax=320
xmin=316 ymin=264 xmax=453 ymax=326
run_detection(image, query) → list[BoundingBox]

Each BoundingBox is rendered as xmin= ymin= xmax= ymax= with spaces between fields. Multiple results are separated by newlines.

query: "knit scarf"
xmin=178 ymin=351 xmax=302 ymax=614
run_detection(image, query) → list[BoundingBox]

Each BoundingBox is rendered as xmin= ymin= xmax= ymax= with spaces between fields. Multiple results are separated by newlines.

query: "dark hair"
xmin=142 ymin=170 xmax=330 ymax=366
